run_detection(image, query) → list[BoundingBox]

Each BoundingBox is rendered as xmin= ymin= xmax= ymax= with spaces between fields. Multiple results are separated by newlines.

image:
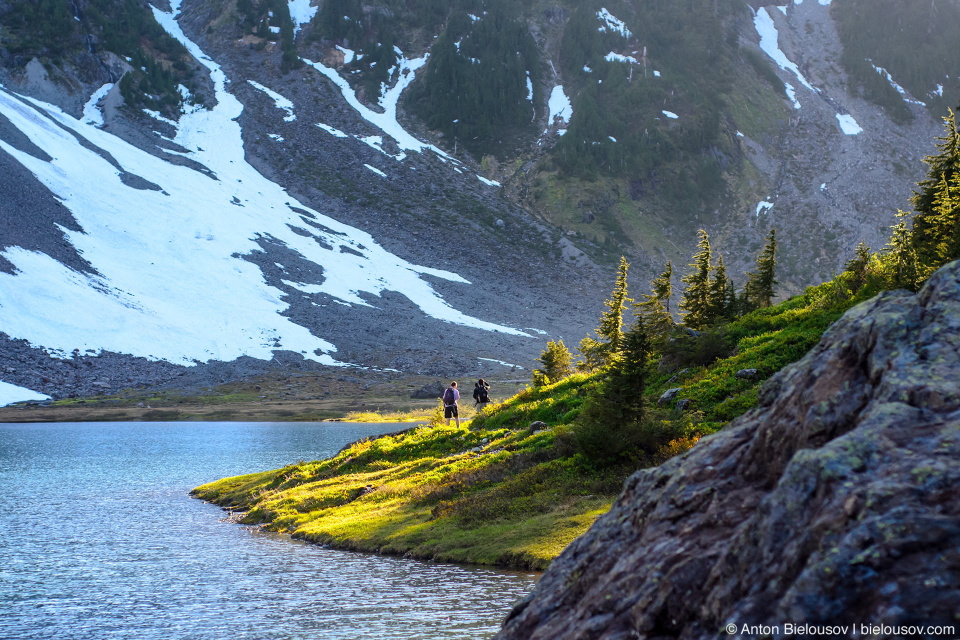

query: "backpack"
xmin=478 ymin=386 xmax=489 ymax=403
xmin=442 ymin=387 xmax=456 ymax=405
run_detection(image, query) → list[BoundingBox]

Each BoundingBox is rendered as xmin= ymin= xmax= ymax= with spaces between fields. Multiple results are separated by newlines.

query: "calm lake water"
xmin=0 ymin=422 xmax=537 ymax=639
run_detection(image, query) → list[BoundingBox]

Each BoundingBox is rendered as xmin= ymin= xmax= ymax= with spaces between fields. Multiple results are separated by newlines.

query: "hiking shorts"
xmin=444 ymin=404 xmax=458 ymax=419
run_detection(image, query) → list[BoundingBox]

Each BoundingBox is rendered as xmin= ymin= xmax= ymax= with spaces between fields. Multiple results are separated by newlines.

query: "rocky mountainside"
xmin=494 ymin=259 xmax=960 ymax=639
xmin=0 ymin=0 xmax=957 ymax=400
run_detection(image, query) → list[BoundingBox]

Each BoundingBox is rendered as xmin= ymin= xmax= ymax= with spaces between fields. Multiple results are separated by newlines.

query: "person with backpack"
xmin=441 ymin=381 xmax=460 ymax=427
xmin=473 ymin=379 xmax=490 ymax=412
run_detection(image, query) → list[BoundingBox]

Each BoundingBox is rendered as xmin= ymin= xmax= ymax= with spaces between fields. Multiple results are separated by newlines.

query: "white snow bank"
xmin=477 ymin=175 xmax=501 ymax=187
xmin=316 ymin=122 xmax=349 ymax=138
xmin=301 ymin=53 xmax=451 ymax=161
xmin=785 ymin=82 xmax=801 ymax=109
xmin=82 ymin=83 xmax=113 ymax=126
xmin=756 ymin=201 xmax=774 ymax=217
xmin=870 ymin=62 xmax=926 ymax=106
xmin=0 ymin=0 xmax=528 ymax=369
xmin=604 ymin=52 xmax=638 ymax=64
xmin=364 ymin=163 xmax=387 ymax=177
xmin=754 ymin=8 xmax=816 ymax=95
xmin=597 ymin=8 xmax=631 ymax=38
xmin=653 ymin=70 xmax=661 ymax=77
xmin=247 ymin=80 xmax=297 ymax=121
xmin=478 ymin=357 xmax=523 ymax=369
xmin=836 ymin=113 xmax=862 ymax=135
xmin=548 ymin=86 xmax=573 ymax=125
xmin=0 ymin=381 xmax=51 ymax=407
xmin=662 ymin=110 xmax=679 ymax=119
xmin=288 ymin=0 xmax=317 ymax=35
xmin=336 ymin=45 xmax=355 ymax=64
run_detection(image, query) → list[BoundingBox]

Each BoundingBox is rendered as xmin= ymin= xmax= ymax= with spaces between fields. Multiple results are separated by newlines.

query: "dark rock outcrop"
xmin=496 ymin=261 xmax=960 ymax=640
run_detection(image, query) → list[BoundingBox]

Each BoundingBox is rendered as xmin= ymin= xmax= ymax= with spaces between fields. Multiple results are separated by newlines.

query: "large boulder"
xmin=496 ymin=261 xmax=960 ymax=640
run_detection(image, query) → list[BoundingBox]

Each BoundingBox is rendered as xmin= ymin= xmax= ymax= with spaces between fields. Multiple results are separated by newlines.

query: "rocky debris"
xmin=495 ymin=260 xmax=960 ymax=640
xmin=675 ymin=398 xmax=693 ymax=412
xmin=527 ymin=420 xmax=548 ymax=432
xmin=667 ymin=368 xmax=690 ymax=384
xmin=411 ymin=383 xmax=446 ymax=399
xmin=657 ymin=388 xmax=682 ymax=407
xmin=735 ymin=368 xmax=759 ymax=380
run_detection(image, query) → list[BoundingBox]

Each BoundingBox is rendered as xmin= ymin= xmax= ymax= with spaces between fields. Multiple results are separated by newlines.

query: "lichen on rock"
xmin=495 ymin=260 xmax=960 ymax=640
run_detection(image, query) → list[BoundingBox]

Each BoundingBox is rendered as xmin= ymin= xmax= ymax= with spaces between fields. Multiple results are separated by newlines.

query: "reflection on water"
xmin=0 ymin=422 xmax=536 ymax=639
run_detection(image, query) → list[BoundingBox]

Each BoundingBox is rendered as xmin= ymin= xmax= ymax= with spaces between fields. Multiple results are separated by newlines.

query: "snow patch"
xmin=287 ymin=0 xmax=317 ymax=35
xmin=336 ymin=45 xmax=355 ymax=64
xmin=597 ymin=8 xmax=631 ymax=38
xmin=526 ymin=72 xmax=533 ymax=102
xmin=247 ymin=80 xmax=297 ymax=121
xmin=756 ymin=201 xmax=774 ymax=217
xmin=364 ymin=164 xmax=387 ymax=177
xmin=315 ymin=122 xmax=349 ymax=138
xmin=784 ymin=82 xmax=801 ymax=109
xmin=548 ymin=86 xmax=573 ymax=125
xmin=870 ymin=62 xmax=926 ymax=106
xmin=82 ymin=83 xmax=113 ymax=126
xmin=836 ymin=113 xmax=862 ymax=135
xmin=662 ymin=110 xmax=679 ymax=119
xmin=301 ymin=53 xmax=450 ymax=161
xmin=477 ymin=175 xmax=501 ymax=187
xmin=653 ymin=70 xmax=661 ymax=77
xmin=583 ymin=65 xmax=592 ymax=73
xmin=604 ymin=52 xmax=638 ymax=64
xmin=267 ymin=133 xmax=284 ymax=142
xmin=478 ymin=357 xmax=523 ymax=369
xmin=754 ymin=8 xmax=817 ymax=96
xmin=0 ymin=381 xmax=51 ymax=407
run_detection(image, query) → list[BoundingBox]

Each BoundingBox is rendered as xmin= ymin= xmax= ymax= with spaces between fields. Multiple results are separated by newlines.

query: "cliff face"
xmin=496 ymin=261 xmax=960 ymax=639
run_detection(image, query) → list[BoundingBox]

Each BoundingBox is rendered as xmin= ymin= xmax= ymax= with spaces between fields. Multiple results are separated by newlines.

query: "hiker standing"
xmin=442 ymin=381 xmax=460 ymax=427
xmin=473 ymin=378 xmax=490 ymax=412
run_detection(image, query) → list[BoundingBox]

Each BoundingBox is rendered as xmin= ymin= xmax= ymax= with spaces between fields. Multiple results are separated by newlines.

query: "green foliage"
xmin=635 ymin=261 xmax=674 ymax=344
xmin=744 ymin=228 xmax=778 ymax=311
xmin=579 ymin=256 xmax=632 ymax=370
xmin=408 ymin=0 xmax=541 ymax=159
xmin=910 ymin=109 xmax=960 ymax=273
xmin=535 ymin=340 xmax=574 ymax=386
xmin=832 ymin=0 xmax=960 ymax=117
xmin=550 ymin=0 xmax=740 ymax=215
xmin=574 ymin=322 xmax=650 ymax=462
xmin=679 ymin=229 xmax=713 ymax=329
xmin=844 ymin=241 xmax=872 ymax=294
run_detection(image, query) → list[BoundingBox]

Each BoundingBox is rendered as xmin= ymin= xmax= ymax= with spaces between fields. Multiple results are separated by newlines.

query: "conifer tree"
xmin=635 ymin=262 xmax=673 ymax=343
xmin=706 ymin=253 xmax=732 ymax=323
xmin=579 ymin=256 xmax=632 ymax=369
xmin=911 ymin=109 xmax=960 ymax=267
xmin=679 ymin=230 xmax=712 ymax=329
xmin=844 ymin=241 xmax=871 ymax=293
xmin=535 ymin=340 xmax=574 ymax=385
xmin=745 ymin=228 xmax=778 ymax=310
xmin=884 ymin=212 xmax=921 ymax=291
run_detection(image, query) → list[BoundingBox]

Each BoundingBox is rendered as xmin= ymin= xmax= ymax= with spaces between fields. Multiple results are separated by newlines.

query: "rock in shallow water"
xmin=495 ymin=260 xmax=960 ymax=640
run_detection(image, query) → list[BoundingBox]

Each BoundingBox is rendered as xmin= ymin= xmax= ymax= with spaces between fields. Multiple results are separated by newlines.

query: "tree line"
xmin=531 ymin=105 xmax=960 ymax=462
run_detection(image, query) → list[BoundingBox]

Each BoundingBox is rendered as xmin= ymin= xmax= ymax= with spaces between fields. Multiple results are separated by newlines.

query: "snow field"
xmin=0 ymin=0 xmax=528 ymax=368
xmin=0 ymin=381 xmax=51 ymax=407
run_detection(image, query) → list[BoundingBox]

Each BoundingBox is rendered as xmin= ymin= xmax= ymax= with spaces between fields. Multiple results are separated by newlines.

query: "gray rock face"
xmin=495 ymin=261 xmax=960 ymax=640
xmin=734 ymin=368 xmax=759 ymax=379
xmin=657 ymin=388 xmax=682 ymax=407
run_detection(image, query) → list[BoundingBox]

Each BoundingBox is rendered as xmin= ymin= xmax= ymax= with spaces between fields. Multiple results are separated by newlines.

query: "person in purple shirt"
xmin=442 ymin=381 xmax=460 ymax=427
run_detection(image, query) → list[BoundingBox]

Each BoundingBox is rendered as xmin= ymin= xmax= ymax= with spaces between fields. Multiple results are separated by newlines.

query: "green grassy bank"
xmin=192 ymin=279 xmax=863 ymax=570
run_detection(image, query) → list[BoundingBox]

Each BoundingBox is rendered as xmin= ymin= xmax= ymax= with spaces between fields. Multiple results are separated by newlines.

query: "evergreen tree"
xmin=706 ymin=253 xmax=732 ymax=323
xmin=535 ymin=340 xmax=574 ymax=385
xmin=745 ymin=228 xmax=778 ymax=310
xmin=635 ymin=262 xmax=673 ymax=344
xmin=911 ymin=109 xmax=960 ymax=267
xmin=574 ymin=321 xmax=649 ymax=460
xmin=884 ymin=211 xmax=921 ymax=291
xmin=844 ymin=241 xmax=871 ymax=293
xmin=679 ymin=230 xmax=712 ymax=329
xmin=579 ymin=256 xmax=632 ymax=369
